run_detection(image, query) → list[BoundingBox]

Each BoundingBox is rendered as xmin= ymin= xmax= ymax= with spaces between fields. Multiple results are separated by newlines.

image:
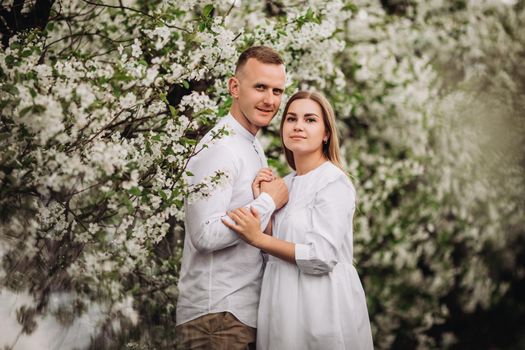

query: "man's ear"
xmin=228 ymin=77 xmax=240 ymax=98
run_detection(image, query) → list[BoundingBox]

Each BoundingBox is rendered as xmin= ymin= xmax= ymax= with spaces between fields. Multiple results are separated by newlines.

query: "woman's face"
xmin=282 ymin=98 xmax=327 ymax=157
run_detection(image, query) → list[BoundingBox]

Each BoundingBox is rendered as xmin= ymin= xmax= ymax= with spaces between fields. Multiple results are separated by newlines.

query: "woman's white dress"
xmin=257 ymin=162 xmax=374 ymax=350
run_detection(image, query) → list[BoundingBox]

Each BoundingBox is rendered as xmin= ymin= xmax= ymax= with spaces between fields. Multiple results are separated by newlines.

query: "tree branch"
xmin=80 ymin=0 xmax=191 ymax=33
xmin=0 ymin=0 xmax=55 ymax=47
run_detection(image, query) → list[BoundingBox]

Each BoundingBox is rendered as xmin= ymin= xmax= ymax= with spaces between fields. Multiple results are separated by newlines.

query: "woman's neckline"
xmin=293 ymin=161 xmax=331 ymax=178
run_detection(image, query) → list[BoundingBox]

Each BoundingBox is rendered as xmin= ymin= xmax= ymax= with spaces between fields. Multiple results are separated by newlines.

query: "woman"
xmin=222 ymin=91 xmax=374 ymax=350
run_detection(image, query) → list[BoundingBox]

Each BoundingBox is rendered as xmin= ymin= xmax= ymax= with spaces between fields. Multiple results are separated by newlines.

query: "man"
xmin=176 ymin=46 xmax=289 ymax=349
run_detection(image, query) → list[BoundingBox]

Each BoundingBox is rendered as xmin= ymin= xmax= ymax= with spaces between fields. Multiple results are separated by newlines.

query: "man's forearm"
xmin=190 ymin=216 xmax=241 ymax=253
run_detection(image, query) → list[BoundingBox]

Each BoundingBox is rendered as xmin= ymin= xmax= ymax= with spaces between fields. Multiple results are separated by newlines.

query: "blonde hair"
xmin=280 ymin=91 xmax=343 ymax=171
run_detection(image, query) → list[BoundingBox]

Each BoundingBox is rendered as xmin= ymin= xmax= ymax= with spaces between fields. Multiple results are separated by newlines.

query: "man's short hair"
xmin=235 ymin=46 xmax=284 ymax=74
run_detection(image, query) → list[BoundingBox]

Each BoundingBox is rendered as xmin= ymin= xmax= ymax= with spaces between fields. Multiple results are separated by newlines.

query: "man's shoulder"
xmin=198 ymin=119 xmax=236 ymax=149
xmin=190 ymin=119 xmax=245 ymax=168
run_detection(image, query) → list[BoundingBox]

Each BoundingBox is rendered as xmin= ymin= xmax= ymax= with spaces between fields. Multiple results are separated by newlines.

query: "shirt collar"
xmin=226 ymin=113 xmax=256 ymax=142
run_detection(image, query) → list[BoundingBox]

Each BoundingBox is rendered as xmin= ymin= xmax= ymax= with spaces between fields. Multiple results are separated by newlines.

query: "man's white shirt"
xmin=176 ymin=113 xmax=276 ymax=328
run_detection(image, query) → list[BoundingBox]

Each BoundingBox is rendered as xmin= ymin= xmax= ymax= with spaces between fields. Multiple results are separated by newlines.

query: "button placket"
xmin=252 ymin=142 xmax=265 ymax=168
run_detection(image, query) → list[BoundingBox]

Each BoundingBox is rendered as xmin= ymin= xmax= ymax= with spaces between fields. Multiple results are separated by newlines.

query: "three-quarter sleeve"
xmin=295 ymin=177 xmax=355 ymax=275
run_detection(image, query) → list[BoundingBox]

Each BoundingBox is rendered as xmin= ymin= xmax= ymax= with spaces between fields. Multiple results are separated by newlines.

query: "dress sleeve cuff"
xmin=295 ymin=243 xmax=310 ymax=262
xmin=295 ymin=243 xmax=334 ymax=275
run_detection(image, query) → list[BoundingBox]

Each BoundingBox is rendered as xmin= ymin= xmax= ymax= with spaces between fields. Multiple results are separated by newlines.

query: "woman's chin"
xmin=289 ymin=148 xmax=320 ymax=157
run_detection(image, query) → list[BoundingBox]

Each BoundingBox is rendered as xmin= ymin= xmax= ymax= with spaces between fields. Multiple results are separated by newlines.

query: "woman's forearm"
xmin=254 ymin=234 xmax=295 ymax=264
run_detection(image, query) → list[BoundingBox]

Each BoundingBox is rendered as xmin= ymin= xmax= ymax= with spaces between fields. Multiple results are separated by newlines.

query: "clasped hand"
xmin=252 ymin=168 xmax=289 ymax=210
xmin=223 ymin=168 xmax=288 ymax=245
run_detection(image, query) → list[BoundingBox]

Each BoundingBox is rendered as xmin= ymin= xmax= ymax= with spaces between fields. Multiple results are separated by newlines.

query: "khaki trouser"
xmin=175 ymin=312 xmax=256 ymax=350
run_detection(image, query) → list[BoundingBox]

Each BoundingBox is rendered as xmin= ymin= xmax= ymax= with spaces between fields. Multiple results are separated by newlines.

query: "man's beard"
xmin=240 ymin=107 xmax=277 ymax=128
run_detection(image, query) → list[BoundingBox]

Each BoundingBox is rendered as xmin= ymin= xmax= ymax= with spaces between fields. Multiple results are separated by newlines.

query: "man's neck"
xmin=230 ymin=105 xmax=259 ymax=136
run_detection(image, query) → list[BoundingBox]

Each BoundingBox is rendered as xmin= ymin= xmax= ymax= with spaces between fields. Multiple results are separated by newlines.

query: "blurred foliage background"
xmin=0 ymin=0 xmax=524 ymax=349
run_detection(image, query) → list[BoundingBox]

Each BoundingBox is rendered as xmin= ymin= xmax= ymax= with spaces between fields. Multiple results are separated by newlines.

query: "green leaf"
xmin=33 ymin=104 xmax=46 ymax=114
xmin=5 ymin=55 xmax=16 ymax=67
xmin=123 ymin=196 xmax=134 ymax=214
xmin=103 ymin=190 xmax=115 ymax=199
xmin=113 ymin=86 xmax=121 ymax=97
xmin=305 ymin=8 xmax=314 ymax=20
xmin=343 ymin=3 xmax=358 ymax=12
xmin=129 ymin=187 xmax=142 ymax=196
xmin=2 ymin=83 xmax=19 ymax=95
xmin=267 ymin=158 xmax=280 ymax=168
xmin=10 ymin=42 xmax=21 ymax=50
xmin=203 ymin=4 xmax=214 ymax=18
xmin=182 ymin=137 xmax=196 ymax=145
xmin=169 ymin=104 xmax=178 ymax=117
xmin=195 ymin=108 xmax=213 ymax=117
xmin=21 ymin=50 xmax=32 ymax=58
xmin=182 ymin=80 xmax=190 ymax=89
xmin=0 ymin=99 xmax=10 ymax=110
xmin=19 ymin=106 xmax=33 ymax=117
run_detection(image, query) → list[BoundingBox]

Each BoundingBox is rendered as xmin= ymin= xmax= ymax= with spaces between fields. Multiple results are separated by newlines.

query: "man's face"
xmin=229 ymin=58 xmax=286 ymax=134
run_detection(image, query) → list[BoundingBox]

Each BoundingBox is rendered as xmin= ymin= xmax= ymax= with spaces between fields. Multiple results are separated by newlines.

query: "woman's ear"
xmin=228 ymin=77 xmax=240 ymax=98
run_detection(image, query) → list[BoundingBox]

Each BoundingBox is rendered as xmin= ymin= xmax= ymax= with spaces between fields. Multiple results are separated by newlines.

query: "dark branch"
xmin=0 ymin=0 xmax=55 ymax=47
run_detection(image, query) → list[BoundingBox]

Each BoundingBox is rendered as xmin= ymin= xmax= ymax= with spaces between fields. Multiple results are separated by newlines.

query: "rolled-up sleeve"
xmin=295 ymin=178 xmax=355 ymax=275
xmin=185 ymin=144 xmax=276 ymax=253
xmin=247 ymin=192 xmax=275 ymax=229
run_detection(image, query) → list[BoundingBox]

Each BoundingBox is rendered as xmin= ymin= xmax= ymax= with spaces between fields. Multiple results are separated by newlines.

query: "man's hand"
xmin=261 ymin=178 xmax=288 ymax=210
xmin=252 ymin=167 xmax=275 ymax=198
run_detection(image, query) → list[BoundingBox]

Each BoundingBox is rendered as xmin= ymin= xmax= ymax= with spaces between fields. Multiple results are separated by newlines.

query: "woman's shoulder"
xmin=283 ymin=162 xmax=356 ymax=197
xmin=304 ymin=163 xmax=356 ymax=207
xmin=318 ymin=162 xmax=356 ymax=193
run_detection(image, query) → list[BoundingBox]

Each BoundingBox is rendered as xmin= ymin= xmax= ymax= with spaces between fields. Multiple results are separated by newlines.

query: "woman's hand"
xmin=223 ymin=207 xmax=296 ymax=264
xmin=252 ymin=168 xmax=275 ymax=198
xmin=222 ymin=207 xmax=264 ymax=246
